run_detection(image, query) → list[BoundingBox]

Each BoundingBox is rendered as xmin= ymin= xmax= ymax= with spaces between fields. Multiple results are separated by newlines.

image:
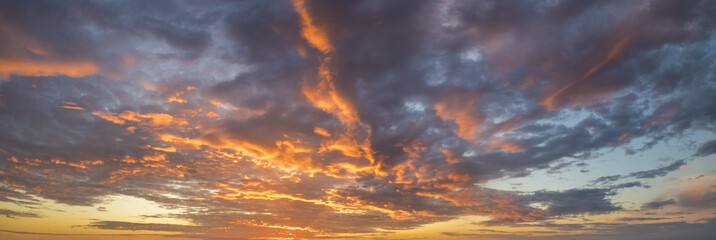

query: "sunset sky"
xmin=1 ymin=0 xmax=715 ymax=239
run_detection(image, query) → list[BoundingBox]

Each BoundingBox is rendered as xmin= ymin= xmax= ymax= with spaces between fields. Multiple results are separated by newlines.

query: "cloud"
xmin=0 ymin=0 xmax=714 ymax=238
xmin=694 ymin=139 xmax=716 ymax=157
xmin=0 ymin=59 xmax=97 ymax=80
xmin=593 ymin=159 xmax=688 ymax=184
xmin=500 ymin=220 xmax=716 ymax=240
xmin=519 ymin=188 xmax=621 ymax=216
xmin=0 ymin=208 xmax=41 ymax=218
xmin=631 ymin=160 xmax=688 ymax=179
xmin=292 ymin=0 xmax=334 ymax=54
xmin=434 ymin=88 xmax=483 ymax=141
xmin=641 ymin=199 xmax=676 ymax=210
xmin=0 ymin=229 xmax=206 ymax=239
xmin=617 ymin=217 xmax=669 ymax=221
xmin=86 ymin=221 xmax=204 ymax=232
xmin=677 ymin=179 xmax=716 ymax=208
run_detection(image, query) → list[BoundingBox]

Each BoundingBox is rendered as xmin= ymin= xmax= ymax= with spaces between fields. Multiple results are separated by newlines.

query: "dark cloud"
xmin=631 ymin=160 xmax=688 ymax=179
xmin=514 ymin=222 xmax=586 ymax=231
xmin=520 ymin=188 xmax=621 ymax=216
xmin=0 ymin=229 xmax=205 ymax=239
xmin=498 ymin=220 xmax=716 ymax=240
xmin=593 ymin=159 xmax=688 ymax=184
xmin=641 ymin=199 xmax=676 ymax=210
xmin=73 ymin=0 xmax=218 ymax=58
xmin=0 ymin=186 xmax=40 ymax=206
xmin=612 ymin=181 xmax=650 ymax=189
xmin=694 ymin=139 xmax=716 ymax=157
xmin=223 ymin=0 xmax=304 ymax=62
xmin=0 ymin=208 xmax=41 ymax=218
xmin=594 ymin=175 xmax=623 ymax=183
xmin=617 ymin=217 xmax=669 ymax=221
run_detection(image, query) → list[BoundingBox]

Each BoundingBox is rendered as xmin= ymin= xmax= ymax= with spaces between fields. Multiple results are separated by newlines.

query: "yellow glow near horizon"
xmin=0 ymin=195 xmax=191 ymax=236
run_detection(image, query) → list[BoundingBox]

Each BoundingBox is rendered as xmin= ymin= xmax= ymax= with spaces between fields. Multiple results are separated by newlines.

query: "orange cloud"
xmin=51 ymin=159 xmax=104 ymax=169
xmin=149 ymin=145 xmax=177 ymax=153
xmin=92 ymin=111 xmax=127 ymax=125
xmin=158 ymin=133 xmax=368 ymax=178
xmin=167 ymin=86 xmax=195 ymax=103
xmin=313 ymin=127 xmax=331 ymax=137
xmin=0 ymin=58 xmax=98 ymax=80
xmin=93 ymin=111 xmax=188 ymax=128
xmin=60 ymin=105 xmax=85 ymax=110
xmin=293 ymin=0 xmax=334 ymax=54
xmin=59 ymin=101 xmax=85 ymax=110
xmin=214 ymin=183 xmax=372 ymax=215
xmin=442 ymin=149 xmax=460 ymax=164
xmin=434 ymin=88 xmax=482 ymax=141
xmin=301 ymin=57 xmax=363 ymax=126
xmin=292 ymin=0 xmax=379 ymax=174
xmin=0 ymin=23 xmax=98 ymax=80
xmin=292 ymin=0 xmax=360 ymax=125
xmin=159 ymin=134 xmax=208 ymax=151
xmin=487 ymin=139 xmax=524 ymax=153
xmin=233 ymin=219 xmax=318 ymax=232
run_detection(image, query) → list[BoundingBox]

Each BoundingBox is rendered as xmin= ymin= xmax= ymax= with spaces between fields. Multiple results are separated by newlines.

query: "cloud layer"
xmin=1 ymin=0 xmax=715 ymax=239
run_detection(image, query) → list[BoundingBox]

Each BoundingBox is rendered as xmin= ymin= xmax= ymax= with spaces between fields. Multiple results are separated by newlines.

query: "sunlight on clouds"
xmin=0 ymin=59 xmax=98 ymax=80
xmin=293 ymin=0 xmax=380 ymax=175
xmin=293 ymin=0 xmax=333 ymax=54
xmin=434 ymin=88 xmax=482 ymax=141
xmin=93 ymin=111 xmax=188 ymax=128
xmin=1 ymin=1 xmax=715 ymax=239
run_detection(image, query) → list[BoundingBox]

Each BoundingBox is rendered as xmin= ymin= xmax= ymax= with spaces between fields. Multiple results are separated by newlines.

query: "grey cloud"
xmin=612 ymin=181 xmax=650 ymax=189
xmin=0 ymin=186 xmax=40 ymax=206
xmin=677 ymin=183 xmax=716 ymax=209
xmin=513 ymin=222 xmax=586 ymax=231
xmin=641 ymin=199 xmax=676 ymax=210
xmin=496 ymin=220 xmax=716 ymax=240
xmin=593 ymin=159 xmax=688 ymax=184
xmin=334 ymin=183 xmax=463 ymax=216
xmin=0 ymin=77 xmax=162 ymax=206
xmin=520 ymin=188 xmax=621 ymax=216
xmin=0 ymin=208 xmax=41 ymax=218
xmin=617 ymin=217 xmax=669 ymax=221
xmin=224 ymin=0 xmax=304 ymax=62
xmin=694 ymin=139 xmax=716 ymax=157
xmin=631 ymin=160 xmax=688 ymax=179
xmin=594 ymin=175 xmax=623 ymax=184
xmin=78 ymin=0 xmax=220 ymax=58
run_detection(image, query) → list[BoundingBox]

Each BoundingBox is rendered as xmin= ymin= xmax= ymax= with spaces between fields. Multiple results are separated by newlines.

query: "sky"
xmin=0 ymin=0 xmax=715 ymax=239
